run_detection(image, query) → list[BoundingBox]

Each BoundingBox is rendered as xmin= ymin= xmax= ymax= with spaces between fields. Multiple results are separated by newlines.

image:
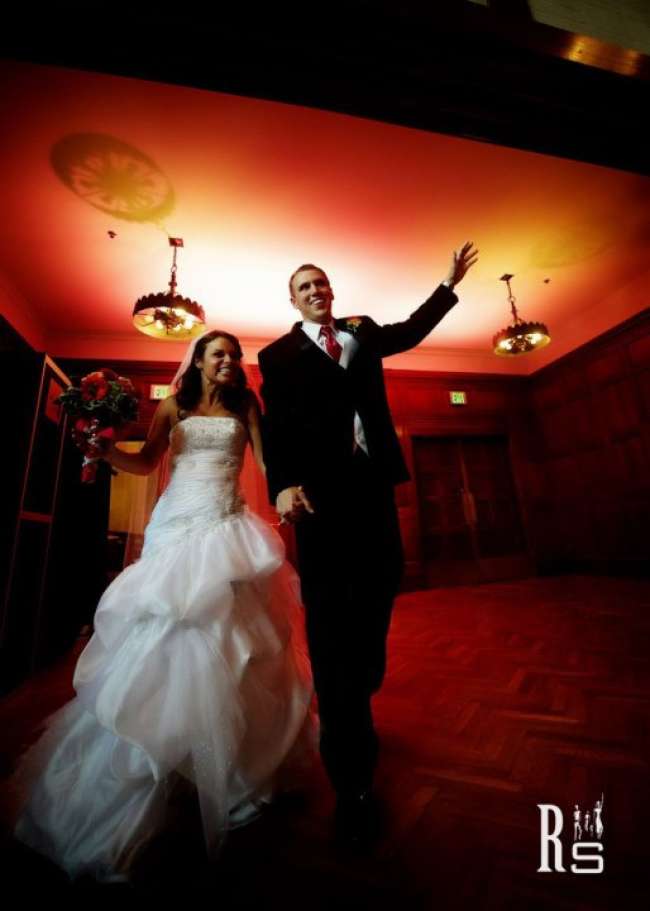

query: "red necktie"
xmin=319 ymin=325 xmax=342 ymax=363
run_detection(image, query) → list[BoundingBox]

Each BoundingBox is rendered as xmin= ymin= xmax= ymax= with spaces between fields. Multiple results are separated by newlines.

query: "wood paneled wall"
xmin=525 ymin=308 xmax=650 ymax=575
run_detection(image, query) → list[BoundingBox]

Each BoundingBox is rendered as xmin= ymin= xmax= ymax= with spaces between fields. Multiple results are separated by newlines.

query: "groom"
xmin=258 ymin=242 xmax=478 ymax=841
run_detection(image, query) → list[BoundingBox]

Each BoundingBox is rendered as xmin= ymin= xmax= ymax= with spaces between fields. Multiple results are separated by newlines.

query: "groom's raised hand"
xmin=445 ymin=241 xmax=479 ymax=288
xmin=276 ymin=485 xmax=314 ymax=524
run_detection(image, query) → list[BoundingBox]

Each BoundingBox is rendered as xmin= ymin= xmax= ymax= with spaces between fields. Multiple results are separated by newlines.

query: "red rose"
xmin=82 ymin=371 xmax=104 ymax=387
xmin=81 ymin=374 xmax=109 ymax=401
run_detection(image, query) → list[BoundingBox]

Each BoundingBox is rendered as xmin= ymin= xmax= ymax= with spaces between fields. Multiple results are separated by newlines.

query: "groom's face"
xmin=290 ymin=268 xmax=334 ymax=324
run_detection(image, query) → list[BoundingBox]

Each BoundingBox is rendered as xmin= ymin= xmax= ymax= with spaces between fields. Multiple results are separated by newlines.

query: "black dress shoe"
xmin=334 ymin=790 xmax=380 ymax=849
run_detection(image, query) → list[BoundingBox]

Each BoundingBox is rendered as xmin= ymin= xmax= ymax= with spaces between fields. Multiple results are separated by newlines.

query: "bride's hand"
xmin=94 ymin=427 xmax=125 ymax=463
xmin=98 ymin=437 xmax=117 ymax=463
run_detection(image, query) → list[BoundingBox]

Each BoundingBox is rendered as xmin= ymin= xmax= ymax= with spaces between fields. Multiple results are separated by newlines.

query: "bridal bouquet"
xmin=56 ymin=369 xmax=139 ymax=483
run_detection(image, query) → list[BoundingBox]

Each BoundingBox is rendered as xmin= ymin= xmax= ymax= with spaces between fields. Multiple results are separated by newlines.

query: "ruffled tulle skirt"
xmin=13 ymin=507 xmax=314 ymax=881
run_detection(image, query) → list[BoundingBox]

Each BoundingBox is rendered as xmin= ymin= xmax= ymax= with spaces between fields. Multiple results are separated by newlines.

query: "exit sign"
xmin=449 ymin=391 xmax=467 ymax=405
xmin=150 ymin=384 xmax=171 ymax=400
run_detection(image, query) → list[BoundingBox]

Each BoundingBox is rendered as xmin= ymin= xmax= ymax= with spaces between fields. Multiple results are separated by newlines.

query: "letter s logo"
xmin=571 ymin=842 xmax=604 ymax=874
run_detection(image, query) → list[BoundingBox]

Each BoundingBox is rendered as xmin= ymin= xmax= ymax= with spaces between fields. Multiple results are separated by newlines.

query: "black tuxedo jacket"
xmin=257 ymin=283 xmax=458 ymax=504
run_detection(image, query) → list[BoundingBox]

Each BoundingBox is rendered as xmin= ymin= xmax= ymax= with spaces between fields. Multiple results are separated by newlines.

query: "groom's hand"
xmin=445 ymin=240 xmax=479 ymax=288
xmin=276 ymin=486 xmax=314 ymax=524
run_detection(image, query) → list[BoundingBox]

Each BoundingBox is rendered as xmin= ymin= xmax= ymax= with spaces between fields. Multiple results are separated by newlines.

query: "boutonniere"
xmin=344 ymin=317 xmax=363 ymax=334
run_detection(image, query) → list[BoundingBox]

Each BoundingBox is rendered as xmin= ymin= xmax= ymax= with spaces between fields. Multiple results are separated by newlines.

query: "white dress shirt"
xmin=300 ymin=319 xmax=369 ymax=455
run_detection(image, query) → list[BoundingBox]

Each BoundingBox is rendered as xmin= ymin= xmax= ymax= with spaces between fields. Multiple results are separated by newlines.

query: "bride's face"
xmin=195 ymin=337 xmax=241 ymax=386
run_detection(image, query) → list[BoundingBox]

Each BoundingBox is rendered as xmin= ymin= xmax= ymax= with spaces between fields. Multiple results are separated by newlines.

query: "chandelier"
xmin=132 ymin=237 xmax=206 ymax=340
xmin=493 ymin=274 xmax=551 ymax=357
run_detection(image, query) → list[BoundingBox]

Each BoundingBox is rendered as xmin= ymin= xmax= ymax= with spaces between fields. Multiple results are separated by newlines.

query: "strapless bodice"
xmin=169 ymin=414 xmax=247 ymax=466
xmin=143 ymin=416 xmax=249 ymax=552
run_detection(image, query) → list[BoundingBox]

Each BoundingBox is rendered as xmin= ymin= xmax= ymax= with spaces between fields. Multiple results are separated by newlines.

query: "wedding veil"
xmin=170 ymin=330 xmax=213 ymax=394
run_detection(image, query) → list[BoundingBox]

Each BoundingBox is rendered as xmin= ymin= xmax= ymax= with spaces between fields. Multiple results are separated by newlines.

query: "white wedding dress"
xmin=14 ymin=415 xmax=313 ymax=881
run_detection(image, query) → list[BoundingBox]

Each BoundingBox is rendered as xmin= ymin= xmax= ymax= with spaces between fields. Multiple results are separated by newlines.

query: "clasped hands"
xmin=276 ymin=486 xmax=314 ymax=524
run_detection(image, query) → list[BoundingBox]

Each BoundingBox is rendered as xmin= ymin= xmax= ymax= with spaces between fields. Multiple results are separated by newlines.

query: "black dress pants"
xmin=294 ymin=450 xmax=403 ymax=796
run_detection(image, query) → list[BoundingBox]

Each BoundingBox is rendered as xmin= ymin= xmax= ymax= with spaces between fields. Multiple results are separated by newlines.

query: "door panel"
xmin=413 ymin=435 xmax=531 ymax=587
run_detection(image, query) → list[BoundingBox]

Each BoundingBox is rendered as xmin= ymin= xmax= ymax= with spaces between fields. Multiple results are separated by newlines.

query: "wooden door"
xmin=413 ymin=435 xmax=531 ymax=587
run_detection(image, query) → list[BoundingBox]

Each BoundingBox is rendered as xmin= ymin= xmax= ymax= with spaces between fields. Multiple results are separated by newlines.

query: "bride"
xmin=13 ymin=329 xmax=314 ymax=882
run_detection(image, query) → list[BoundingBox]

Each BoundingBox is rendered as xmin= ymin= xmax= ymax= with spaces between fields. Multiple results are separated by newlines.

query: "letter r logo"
xmin=537 ymin=804 xmax=566 ymax=872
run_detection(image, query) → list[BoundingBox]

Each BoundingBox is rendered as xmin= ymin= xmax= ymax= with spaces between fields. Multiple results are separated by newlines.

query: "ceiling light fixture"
xmin=132 ymin=237 xmax=205 ymax=340
xmin=493 ymin=273 xmax=551 ymax=357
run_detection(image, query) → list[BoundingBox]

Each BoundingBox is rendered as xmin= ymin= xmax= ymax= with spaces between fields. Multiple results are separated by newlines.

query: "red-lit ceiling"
xmin=1 ymin=59 xmax=648 ymax=373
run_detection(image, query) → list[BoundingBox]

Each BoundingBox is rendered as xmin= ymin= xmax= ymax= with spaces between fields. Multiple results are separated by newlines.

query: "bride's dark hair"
xmin=174 ymin=330 xmax=256 ymax=417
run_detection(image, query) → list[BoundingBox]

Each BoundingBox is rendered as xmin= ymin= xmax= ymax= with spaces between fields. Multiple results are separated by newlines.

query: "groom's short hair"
xmin=288 ymin=264 xmax=330 ymax=297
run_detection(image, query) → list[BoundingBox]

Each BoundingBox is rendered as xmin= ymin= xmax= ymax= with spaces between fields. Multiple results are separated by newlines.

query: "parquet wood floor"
xmin=1 ymin=575 xmax=649 ymax=908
